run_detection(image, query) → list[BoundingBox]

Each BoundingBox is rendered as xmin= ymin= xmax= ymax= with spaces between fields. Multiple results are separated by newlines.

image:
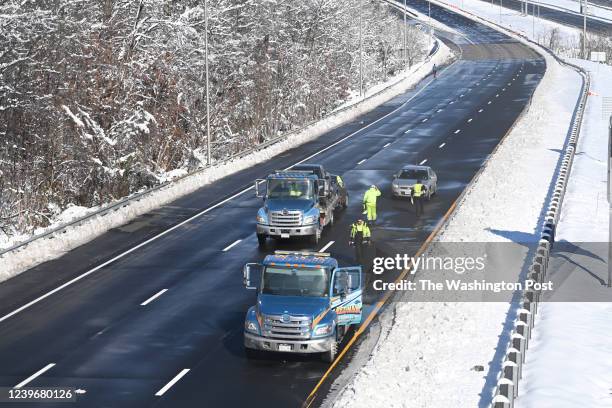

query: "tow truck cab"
xmin=243 ymin=251 xmax=363 ymax=362
xmin=255 ymin=170 xmax=339 ymax=246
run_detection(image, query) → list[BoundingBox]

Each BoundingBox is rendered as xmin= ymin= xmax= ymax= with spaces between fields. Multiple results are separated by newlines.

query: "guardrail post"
xmin=519 ymin=309 xmax=533 ymax=331
xmin=493 ymin=381 xmax=513 ymax=408
xmin=503 ymin=358 xmax=520 ymax=399
xmin=512 ymin=334 xmax=526 ymax=367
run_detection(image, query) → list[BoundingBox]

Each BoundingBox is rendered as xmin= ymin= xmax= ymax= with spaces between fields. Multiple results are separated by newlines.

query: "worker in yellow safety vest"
xmin=288 ymin=181 xmax=303 ymax=197
xmin=411 ymin=179 xmax=427 ymax=217
xmin=362 ymin=185 xmax=381 ymax=224
xmin=350 ymin=219 xmax=371 ymax=265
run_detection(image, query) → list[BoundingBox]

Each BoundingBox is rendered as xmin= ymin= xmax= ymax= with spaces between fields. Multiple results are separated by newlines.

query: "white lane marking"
xmin=0 ymin=57 xmax=446 ymax=325
xmin=404 ymin=129 xmax=411 ymax=134
xmin=449 ymin=101 xmax=454 ymax=104
xmin=222 ymin=239 xmax=242 ymax=252
xmin=15 ymin=364 xmax=56 ymax=388
xmin=460 ymin=94 xmax=464 ymax=98
xmin=140 ymin=289 xmax=168 ymax=306
xmin=507 ymin=82 xmax=511 ymax=86
xmin=502 ymin=88 xmax=506 ymax=91
xmin=478 ymin=109 xmax=484 ymax=113
xmin=383 ymin=142 xmax=391 ymax=148
xmin=155 ymin=369 xmax=190 ymax=397
xmin=454 ymin=129 xmax=461 ymax=134
xmin=496 ymin=94 xmax=499 ymax=97
xmin=476 ymin=82 xmax=480 ymax=86
xmin=437 ymin=109 xmax=443 ymax=113
xmin=467 ymin=118 xmax=473 ymax=123
xmin=419 ymin=159 xmax=428 ymax=165
xmin=357 ymin=159 xmax=367 ymax=165
xmin=422 ymin=118 xmax=428 ymax=122
xmin=487 ymin=101 xmax=492 ymax=105
xmin=438 ymin=143 xmax=446 ymax=148
xmin=319 ymin=241 xmax=335 ymax=252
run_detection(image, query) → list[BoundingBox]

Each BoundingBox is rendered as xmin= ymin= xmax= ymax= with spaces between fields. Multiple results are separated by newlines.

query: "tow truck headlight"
xmin=313 ymin=323 xmax=333 ymax=337
xmin=256 ymin=210 xmax=267 ymax=224
xmin=245 ymin=320 xmax=259 ymax=334
xmin=303 ymin=215 xmax=317 ymax=224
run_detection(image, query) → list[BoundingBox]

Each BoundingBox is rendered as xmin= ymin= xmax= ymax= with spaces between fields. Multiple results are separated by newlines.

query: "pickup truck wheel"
xmin=322 ymin=337 xmax=338 ymax=363
xmin=257 ymin=234 xmax=267 ymax=247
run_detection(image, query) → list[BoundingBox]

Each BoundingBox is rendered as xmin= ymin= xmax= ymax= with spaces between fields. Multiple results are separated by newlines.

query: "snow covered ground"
xmin=0 ymin=41 xmax=454 ymax=282
xmin=526 ymin=0 xmax=612 ymax=22
xmin=515 ymin=60 xmax=612 ymax=408
xmin=332 ymin=2 xmax=586 ymax=408
xmin=444 ymin=0 xmax=582 ymax=41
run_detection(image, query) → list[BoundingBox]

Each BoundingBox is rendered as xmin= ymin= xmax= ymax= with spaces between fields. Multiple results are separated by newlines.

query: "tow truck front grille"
xmin=269 ymin=211 xmax=302 ymax=227
xmin=263 ymin=314 xmax=311 ymax=339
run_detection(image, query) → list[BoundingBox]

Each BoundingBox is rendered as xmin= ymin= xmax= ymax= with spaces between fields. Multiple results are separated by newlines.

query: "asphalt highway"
xmin=0 ymin=2 xmax=545 ymax=408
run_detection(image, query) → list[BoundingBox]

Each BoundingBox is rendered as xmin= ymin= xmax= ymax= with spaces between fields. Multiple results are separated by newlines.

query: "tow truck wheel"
xmin=257 ymin=234 xmax=267 ymax=247
xmin=322 ymin=336 xmax=338 ymax=363
xmin=310 ymin=228 xmax=321 ymax=245
xmin=342 ymin=194 xmax=349 ymax=209
xmin=329 ymin=211 xmax=334 ymax=226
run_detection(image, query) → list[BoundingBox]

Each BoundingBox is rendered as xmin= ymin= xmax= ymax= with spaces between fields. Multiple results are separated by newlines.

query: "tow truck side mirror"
xmin=254 ymin=179 xmax=265 ymax=198
xmin=243 ymin=263 xmax=262 ymax=290
xmin=317 ymin=181 xmax=326 ymax=198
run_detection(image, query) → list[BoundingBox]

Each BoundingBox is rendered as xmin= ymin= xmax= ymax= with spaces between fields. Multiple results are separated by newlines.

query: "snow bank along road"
xmin=0 ymin=4 xmax=545 ymax=408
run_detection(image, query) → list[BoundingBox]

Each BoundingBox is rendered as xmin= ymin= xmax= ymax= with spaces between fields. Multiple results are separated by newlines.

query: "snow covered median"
xmin=0 ymin=41 xmax=454 ymax=283
xmin=515 ymin=60 xmax=612 ymax=408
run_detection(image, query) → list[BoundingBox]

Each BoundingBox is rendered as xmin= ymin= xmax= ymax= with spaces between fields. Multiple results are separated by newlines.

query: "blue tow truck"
xmin=254 ymin=167 xmax=346 ymax=247
xmin=243 ymin=251 xmax=363 ymax=362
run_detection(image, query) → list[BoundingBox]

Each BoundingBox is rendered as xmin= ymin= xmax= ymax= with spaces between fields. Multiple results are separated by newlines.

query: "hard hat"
xmin=357 ymin=219 xmax=364 ymax=223
xmin=370 ymin=184 xmax=376 ymax=188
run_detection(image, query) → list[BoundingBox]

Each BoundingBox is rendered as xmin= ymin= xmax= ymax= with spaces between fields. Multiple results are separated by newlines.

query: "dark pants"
xmin=414 ymin=196 xmax=424 ymax=216
xmin=354 ymin=242 xmax=365 ymax=265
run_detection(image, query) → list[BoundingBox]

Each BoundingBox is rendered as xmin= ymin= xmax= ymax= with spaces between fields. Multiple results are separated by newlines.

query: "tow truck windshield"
xmin=267 ymin=179 xmax=314 ymax=200
xmin=262 ymin=266 xmax=329 ymax=297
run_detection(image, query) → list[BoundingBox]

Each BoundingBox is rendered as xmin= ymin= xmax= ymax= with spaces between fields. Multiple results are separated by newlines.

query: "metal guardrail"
xmin=492 ymin=68 xmax=589 ymax=408
xmin=0 ymin=35 xmax=444 ymax=260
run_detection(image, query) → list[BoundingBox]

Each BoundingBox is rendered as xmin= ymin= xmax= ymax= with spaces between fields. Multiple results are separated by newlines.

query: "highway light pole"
xmin=404 ymin=0 xmax=407 ymax=67
xmin=532 ymin=2 xmax=535 ymax=38
xmin=429 ymin=1 xmax=432 ymax=48
xmin=582 ymin=0 xmax=588 ymax=59
xmin=205 ymin=0 xmax=212 ymax=165
xmin=359 ymin=0 xmax=363 ymax=97
xmin=609 ymin=115 xmax=612 ymax=287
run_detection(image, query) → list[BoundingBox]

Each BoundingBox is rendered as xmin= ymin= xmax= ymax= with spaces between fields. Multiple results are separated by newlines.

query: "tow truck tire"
xmin=329 ymin=211 xmax=334 ymax=227
xmin=342 ymin=194 xmax=349 ymax=209
xmin=310 ymin=227 xmax=321 ymax=245
xmin=322 ymin=336 xmax=338 ymax=363
xmin=257 ymin=234 xmax=267 ymax=247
